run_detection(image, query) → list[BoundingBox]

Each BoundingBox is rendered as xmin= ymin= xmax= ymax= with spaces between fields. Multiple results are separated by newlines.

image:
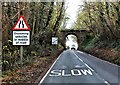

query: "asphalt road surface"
xmin=38 ymin=50 xmax=120 ymax=85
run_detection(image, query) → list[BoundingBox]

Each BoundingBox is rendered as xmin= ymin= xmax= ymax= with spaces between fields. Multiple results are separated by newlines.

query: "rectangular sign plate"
xmin=52 ymin=37 xmax=58 ymax=45
xmin=13 ymin=31 xmax=30 ymax=45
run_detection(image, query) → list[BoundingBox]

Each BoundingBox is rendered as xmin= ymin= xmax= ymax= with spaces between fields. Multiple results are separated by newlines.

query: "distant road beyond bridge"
xmin=60 ymin=29 xmax=90 ymax=49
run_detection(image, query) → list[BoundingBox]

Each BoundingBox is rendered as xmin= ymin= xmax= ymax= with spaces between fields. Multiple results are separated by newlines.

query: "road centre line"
xmin=77 ymin=51 xmax=120 ymax=67
xmin=104 ymin=81 xmax=111 ymax=85
xmin=76 ymin=51 xmax=111 ymax=85
xmin=39 ymin=51 xmax=64 ymax=84
xmin=73 ymin=51 xmax=84 ymax=62
xmin=95 ymin=72 xmax=110 ymax=85
xmin=72 ymin=51 xmax=94 ymax=72
xmin=39 ymin=50 xmax=111 ymax=85
xmin=77 ymin=51 xmax=84 ymax=54
xmin=78 ymin=58 xmax=84 ymax=62
xmin=84 ymin=63 xmax=94 ymax=72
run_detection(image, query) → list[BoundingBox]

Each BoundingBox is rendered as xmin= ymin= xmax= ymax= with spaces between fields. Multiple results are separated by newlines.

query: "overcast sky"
xmin=65 ymin=0 xmax=84 ymax=49
xmin=65 ymin=0 xmax=83 ymax=29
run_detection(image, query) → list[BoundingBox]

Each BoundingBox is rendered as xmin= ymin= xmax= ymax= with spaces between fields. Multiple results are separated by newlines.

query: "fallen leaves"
xmin=88 ymin=47 xmax=120 ymax=66
xmin=2 ymin=49 xmax=63 ymax=84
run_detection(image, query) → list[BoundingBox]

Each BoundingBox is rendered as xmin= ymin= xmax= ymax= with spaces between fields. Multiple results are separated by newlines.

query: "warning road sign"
xmin=13 ymin=31 xmax=30 ymax=45
xmin=12 ymin=16 xmax=30 ymax=78
xmin=12 ymin=16 xmax=30 ymax=31
xmin=12 ymin=15 xmax=30 ymax=45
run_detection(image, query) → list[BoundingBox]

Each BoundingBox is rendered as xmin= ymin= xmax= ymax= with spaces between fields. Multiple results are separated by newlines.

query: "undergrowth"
xmin=81 ymin=35 xmax=120 ymax=66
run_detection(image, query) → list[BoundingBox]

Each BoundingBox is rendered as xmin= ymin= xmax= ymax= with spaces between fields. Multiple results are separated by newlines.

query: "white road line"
xmin=72 ymin=51 xmax=94 ymax=72
xmin=95 ymin=73 xmax=110 ymax=85
xmin=77 ymin=51 xmax=120 ymax=68
xmin=88 ymin=54 xmax=120 ymax=67
xmin=77 ymin=51 xmax=84 ymax=54
xmin=84 ymin=63 xmax=94 ymax=72
xmin=78 ymin=58 xmax=83 ymax=62
xmin=74 ymin=51 xmax=111 ymax=85
xmin=38 ymin=51 xmax=63 ymax=85
xmin=104 ymin=81 xmax=111 ymax=85
xmin=73 ymin=51 xmax=83 ymax=62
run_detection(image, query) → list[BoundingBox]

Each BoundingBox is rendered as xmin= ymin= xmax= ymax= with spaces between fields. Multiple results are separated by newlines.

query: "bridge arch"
xmin=65 ymin=33 xmax=78 ymax=50
xmin=60 ymin=29 xmax=88 ymax=50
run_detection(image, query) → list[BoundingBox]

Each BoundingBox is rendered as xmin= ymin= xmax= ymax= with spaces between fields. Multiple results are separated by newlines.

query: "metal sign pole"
xmin=12 ymin=15 xmax=30 ymax=80
xmin=20 ymin=46 xmax=23 ymax=79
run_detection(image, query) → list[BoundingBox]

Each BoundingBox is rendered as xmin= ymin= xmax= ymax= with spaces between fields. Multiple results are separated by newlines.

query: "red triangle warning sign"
xmin=12 ymin=16 xmax=30 ymax=31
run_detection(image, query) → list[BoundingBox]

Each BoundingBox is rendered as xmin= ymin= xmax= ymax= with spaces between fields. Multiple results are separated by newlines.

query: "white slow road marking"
xmin=38 ymin=51 xmax=64 ymax=84
xmin=49 ymin=69 xmax=93 ymax=76
xmin=39 ymin=50 xmax=111 ymax=85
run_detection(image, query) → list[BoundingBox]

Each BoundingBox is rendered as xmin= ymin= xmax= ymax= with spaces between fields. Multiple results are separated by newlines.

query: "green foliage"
xmin=80 ymin=34 xmax=94 ymax=49
xmin=2 ymin=2 xmax=65 ymax=72
xmin=74 ymin=2 xmax=120 ymax=40
xmin=2 ymin=40 xmax=20 ymax=71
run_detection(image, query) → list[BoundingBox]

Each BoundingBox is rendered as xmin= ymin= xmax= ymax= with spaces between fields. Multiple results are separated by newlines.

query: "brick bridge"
xmin=60 ymin=29 xmax=90 ymax=50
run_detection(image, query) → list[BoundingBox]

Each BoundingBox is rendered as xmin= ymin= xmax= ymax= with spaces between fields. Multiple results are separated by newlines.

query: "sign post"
xmin=12 ymin=15 xmax=30 ymax=79
xmin=20 ymin=46 xmax=23 ymax=76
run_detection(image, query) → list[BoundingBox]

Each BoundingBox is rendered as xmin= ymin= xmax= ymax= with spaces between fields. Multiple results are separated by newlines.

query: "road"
xmin=38 ymin=50 xmax=120 ymax=85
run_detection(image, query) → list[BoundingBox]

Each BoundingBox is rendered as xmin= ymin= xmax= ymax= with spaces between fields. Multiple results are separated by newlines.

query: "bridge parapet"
xmin=60 ymin=29 xmax=90 ymax=50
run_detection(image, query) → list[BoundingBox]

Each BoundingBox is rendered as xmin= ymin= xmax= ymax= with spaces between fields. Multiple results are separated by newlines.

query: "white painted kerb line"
xmin=72 ymin=51 xmax=94 ymax=72
xmin=77 ymin=50 xmax=120 ymax=68
xmin=38 ymin=52 xmax=63 ymax=84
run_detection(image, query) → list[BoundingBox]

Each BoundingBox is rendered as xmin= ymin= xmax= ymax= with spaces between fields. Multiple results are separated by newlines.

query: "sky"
xmin=65 ymin=0 xmax=83 ymax=49
xmin=65 ymin=0 xmax=83 ymax=29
